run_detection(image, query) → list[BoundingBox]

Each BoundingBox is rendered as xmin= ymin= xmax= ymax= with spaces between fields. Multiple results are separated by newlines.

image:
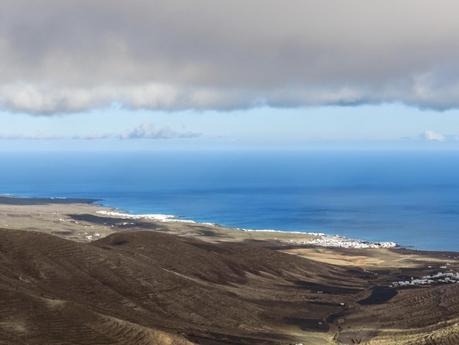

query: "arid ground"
xmin=0 ymin=197 xmax=458 ymax=345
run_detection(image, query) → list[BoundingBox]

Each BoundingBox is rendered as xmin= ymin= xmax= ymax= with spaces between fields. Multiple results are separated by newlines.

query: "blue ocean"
xmin=1 ymin=150 xmax=458 ymax=251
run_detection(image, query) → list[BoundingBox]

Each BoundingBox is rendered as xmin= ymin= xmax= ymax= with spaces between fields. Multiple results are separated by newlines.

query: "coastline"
xmin=0 ymin=195 xmax=97 ymax=205
xmin=96 ymin=209 xmax=398 ymax=249
xmin=0 ymin=193 xmax=403 ymax=250
xmin=1 ymin=194 xmax=399 ymax=250
xmin=1 ymin=192 xmax=399 ymax=248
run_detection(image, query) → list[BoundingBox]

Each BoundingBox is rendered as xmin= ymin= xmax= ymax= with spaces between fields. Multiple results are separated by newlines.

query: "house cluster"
xmin=392 ymin=271 xmax=459 ymax=287
xmin=301 ymin=235 xmax=397 ymax=249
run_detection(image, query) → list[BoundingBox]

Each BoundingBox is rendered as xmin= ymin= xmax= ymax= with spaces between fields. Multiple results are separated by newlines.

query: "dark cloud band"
xmin=1 ymin=0 xmax=459 ymax=114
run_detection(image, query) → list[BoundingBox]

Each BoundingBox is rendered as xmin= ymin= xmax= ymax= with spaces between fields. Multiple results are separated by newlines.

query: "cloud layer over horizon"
xmin=2 ymin=0 xmax=459 ymax=114
xmin=0 ymin=123 xmax=200 ymax=140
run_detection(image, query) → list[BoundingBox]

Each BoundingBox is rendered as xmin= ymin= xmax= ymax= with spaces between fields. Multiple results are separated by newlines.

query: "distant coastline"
xmin=95 ymin=210 xmax=398 ymax=249
xmin=0 ymin=195 xmax=97 ymax=205
xmin=0 ymin=193 xmax=398 ymax=249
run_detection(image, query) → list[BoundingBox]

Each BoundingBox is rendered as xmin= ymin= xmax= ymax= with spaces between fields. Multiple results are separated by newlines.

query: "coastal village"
xmin=392 ymin=271 xmax=459 ymax=287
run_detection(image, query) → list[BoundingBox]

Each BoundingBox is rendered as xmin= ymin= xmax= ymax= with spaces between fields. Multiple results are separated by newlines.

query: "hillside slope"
xmin=0 ymin=229 xmax=457 ymax=344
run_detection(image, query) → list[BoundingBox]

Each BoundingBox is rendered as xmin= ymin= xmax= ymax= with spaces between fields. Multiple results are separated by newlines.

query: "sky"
xmin=1 ymin=0 xmax=459 ymax=150
xmin=2 ymin=104 xmax=459 ymax=151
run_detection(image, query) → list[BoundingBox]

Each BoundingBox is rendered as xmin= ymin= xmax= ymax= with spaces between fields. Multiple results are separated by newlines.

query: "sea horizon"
xmin=1 ymin=149 xmax=458 ymax=252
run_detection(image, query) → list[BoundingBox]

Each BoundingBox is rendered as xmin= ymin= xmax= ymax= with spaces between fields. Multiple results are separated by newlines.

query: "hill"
xmin=0 ymin=229 xmax=458 ymax=344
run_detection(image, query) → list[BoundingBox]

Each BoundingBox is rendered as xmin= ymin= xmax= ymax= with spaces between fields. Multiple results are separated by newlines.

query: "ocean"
xmin=1 ymin=150 xmax=458 ymax=251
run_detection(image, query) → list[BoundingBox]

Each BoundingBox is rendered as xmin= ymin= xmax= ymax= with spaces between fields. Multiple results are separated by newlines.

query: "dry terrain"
xmin=0 ymin=197 xmax=458 ymax=345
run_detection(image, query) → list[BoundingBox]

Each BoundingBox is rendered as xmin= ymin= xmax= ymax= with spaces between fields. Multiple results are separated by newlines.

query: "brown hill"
xmin=0 ymin=229 xmax=457 ymax=344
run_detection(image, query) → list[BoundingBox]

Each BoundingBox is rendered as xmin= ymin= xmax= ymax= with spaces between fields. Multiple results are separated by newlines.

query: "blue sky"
xmin=1 ymin=103 xmax=459 ymax=151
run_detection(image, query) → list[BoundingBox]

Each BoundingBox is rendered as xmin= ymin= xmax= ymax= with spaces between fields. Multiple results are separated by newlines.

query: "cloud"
xmin=120 ymin=123 xmax=200 ymax=139
xmin=2 ymin=1 xmax=459 ymax=113
xmin=421 ymin=130 xmax=446 ymax=142
xmin=0 ymin=123 xmax=200 ymax=140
